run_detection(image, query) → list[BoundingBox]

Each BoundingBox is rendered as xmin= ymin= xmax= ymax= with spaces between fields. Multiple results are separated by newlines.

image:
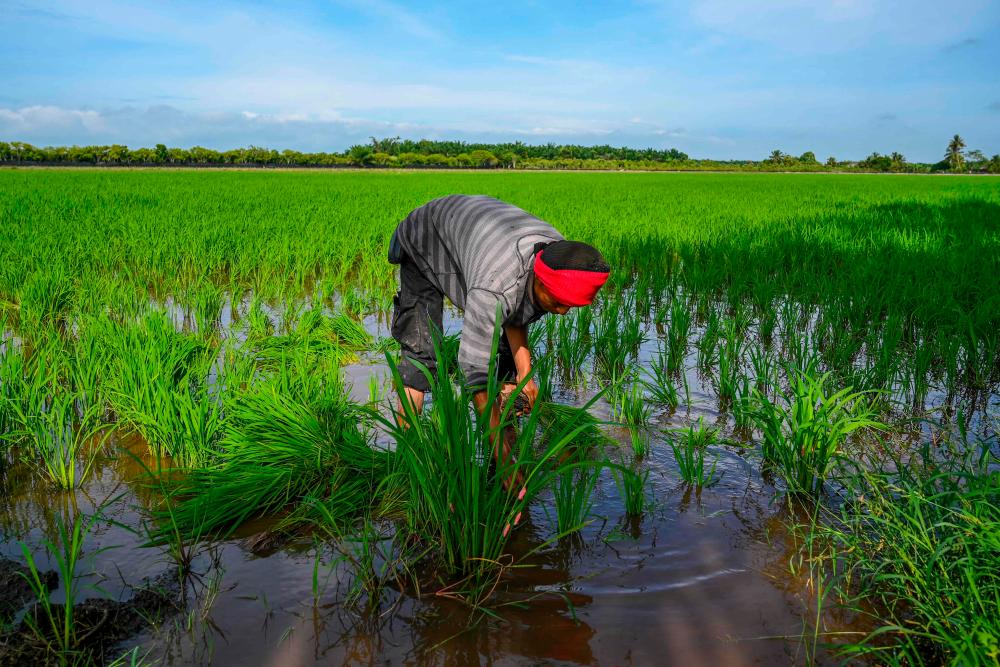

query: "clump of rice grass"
xmin=242 ymin=294 xmax=274 ymax=341
xmin=191 ymin=279 xmax=224 ymax=336
xmin=27 ymin=391 xmax=107 ymax=489
xmin=802 ymin=438 xmax=1000 ymax=665
xmin=383 ymin=322 xmax=602 ymax=581
xmin=154 ymin=358 xmax=389 ymax=541
xmin=665 ymin=292 xmax=691 ymax=374
xmin=612 ymin=464 xmax=648 ymax=516
xmin=750 ymin=366 xmax=884 ymax=494
xmin=613 ymin=379 xmax=652 ymax=458
xmin=716 ymin=319 xmax=745 ymax=403
xmin=551 ymin=463 xmax=601 ymax=536
xmin=642 ymin=344 xmax=680 ymax=409
xmin=536 ymin=400 xmax=608 ymax=452
xmin=17 ymin=267 xmax=75 ymax=333
xmin=100 ymin=311 xmax=221 ymax=466
xmin=666 ymin=417 xmax=719 ymax=486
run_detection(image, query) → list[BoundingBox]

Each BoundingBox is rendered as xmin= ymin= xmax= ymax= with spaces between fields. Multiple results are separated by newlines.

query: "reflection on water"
xmin=2 ymin=300 xmax=995 ymax=667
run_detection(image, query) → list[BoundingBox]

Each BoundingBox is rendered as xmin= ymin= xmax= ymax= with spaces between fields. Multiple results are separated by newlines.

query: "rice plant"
xmin=805 ymin=439 xmax=1000 ymax=665
xmin=612 ymin=378 xmax=652 ymax=458
xmin=666 ymin=417 xmax=719 ymax=486
xmin=191 ymin=279 xmax=224 ymax=336
xmin=551 ymin=463 xmax=602 ymax=536
xmin=383 ymin=325 xmax=601 ymax=581
xmin=27 ymin=391 xmax=107 ymax=489
xmin=750 ymin=367 xmax=885 ymax=494
xmin=666 ymin=293 xmax=691 ymax=374
xmin=642 ymin=344 xmax=680 ymax=409
xmin=17 ymin=506 xmax=116 ymax=665
xmin=612 ymin=464 xmax=648 ymax=516
xmin=156 ymin=358 xmax=388 ymax=540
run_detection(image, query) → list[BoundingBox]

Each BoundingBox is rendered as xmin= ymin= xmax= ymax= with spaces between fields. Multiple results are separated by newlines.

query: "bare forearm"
xmin=473 ymin=390 xmax=500 ymax=430
xmin=504 ymin=325 xmax=532 ymax=379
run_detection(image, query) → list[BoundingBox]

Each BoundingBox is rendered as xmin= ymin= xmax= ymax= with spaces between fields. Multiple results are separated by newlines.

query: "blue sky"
xmin=1 ymin=0 xmax=998 ymax=161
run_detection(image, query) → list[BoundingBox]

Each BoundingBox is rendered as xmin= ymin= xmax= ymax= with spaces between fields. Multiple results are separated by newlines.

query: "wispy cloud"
xmin=334 ymin=0 xmax=442 ymax=41
xmin=943 ymin=37 xmax=980 ymax=52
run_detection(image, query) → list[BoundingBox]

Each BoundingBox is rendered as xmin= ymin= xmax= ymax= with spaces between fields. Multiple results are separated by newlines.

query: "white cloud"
xmin=0 ymin=105 xmax=106 ymax=133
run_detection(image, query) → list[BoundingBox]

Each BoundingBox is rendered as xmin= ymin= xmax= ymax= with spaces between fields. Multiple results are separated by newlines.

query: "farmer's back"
xmin=391 ymin=195 xmax=563 ymax=309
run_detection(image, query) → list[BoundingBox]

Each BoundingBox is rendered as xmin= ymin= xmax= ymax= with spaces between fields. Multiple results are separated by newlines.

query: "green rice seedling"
xmin=328 ymin=312 xmax=374 ymax=351
xmin=696 ymin=306 xmax=721 ymax=370
xmin=27 ymin=391 xmax=107 ymax=489
xmin=243 ymin=294 xmax=274 ymax=341
xmin=613 ymin=379 xmax=651 ymax=458
xmin=783 ymin=324 xmax=819 ymax=373
xmin=68 ymin=320 xmax=114 ymax=418
xmin=555 ymin=311 xmax=589 ymax=375
xmin=642 ymin=344 xmax=679 ymax=409
xmin=618 ymin=292 xmax=646 ymax=354
xmin=17 ymin=506 xmax=116 ymax=665
xmin=808 ymin=439 xmax=1000 ymax=665
xmin=17 ymin=266 xmax=75 ymax=334
xmin=140 ymin=381 xmax=226 ymax=468
xmin=158 ymin=359 xmax=390 ymax=540
xmin=750 ymin=367 xmax=885 ymax=494
xmin=383 ymin=322 xmax=600 ymax=582
xmin=551 ymin=462 xmax=602 ymax=536
xmin=533 ymin=350 xmax=555 ymax=403
xmin=537 ymin=401 xmax=608 ymax=454
xmin=909 ymin=338 xmax=934 ymax=406
xmin=748 ymin=345 xmax=778 ymax=399
xmin=716 ymin=319 xmax=744 ymax=404
xmin=612 ymin=464 xmax=648 ymax=516
xmin=192 ymin=279 xmax=224 ymax=336
xmin=667 ymin=417 xmax=719 ymax=486
xmin=278 ymin=298 xmax=304 ymax=335
xmin=594 ymin=299 xmax=632 ymax=379
xmin=666 ymin=293 xmax=691 ymax=373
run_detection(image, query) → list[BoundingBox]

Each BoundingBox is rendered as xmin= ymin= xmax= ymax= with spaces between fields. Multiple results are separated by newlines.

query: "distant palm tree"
xmin=768 ymin=149 xmax=784 ymax=164
xmin=946 ymin=134 xmax=966 ymax=172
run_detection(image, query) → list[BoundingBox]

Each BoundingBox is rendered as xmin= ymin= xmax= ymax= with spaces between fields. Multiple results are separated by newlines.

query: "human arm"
xmin=503 ymin=323 xmax=537 ymax=412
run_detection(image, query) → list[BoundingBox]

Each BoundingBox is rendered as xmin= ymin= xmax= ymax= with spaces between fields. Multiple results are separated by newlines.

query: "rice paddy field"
xmin=0 ymin=169 xmax=998 ymax=666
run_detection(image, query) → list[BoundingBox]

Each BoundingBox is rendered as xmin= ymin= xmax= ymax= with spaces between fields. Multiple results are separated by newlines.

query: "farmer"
xmin=388 ymin=195 xmax=610 ymax=475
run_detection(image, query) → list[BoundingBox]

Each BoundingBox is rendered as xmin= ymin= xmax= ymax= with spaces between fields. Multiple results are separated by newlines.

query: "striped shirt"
xmin=390 ymin=195 xmax=564 ymax=388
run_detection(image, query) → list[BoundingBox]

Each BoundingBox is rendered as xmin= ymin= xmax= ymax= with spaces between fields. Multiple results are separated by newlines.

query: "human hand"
xmin=520 ymin=378 xmax=539 ymax=414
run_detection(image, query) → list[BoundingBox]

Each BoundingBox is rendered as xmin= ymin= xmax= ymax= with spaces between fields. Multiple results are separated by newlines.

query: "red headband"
xmin=533 ymin=250 xmax=610 ymax=307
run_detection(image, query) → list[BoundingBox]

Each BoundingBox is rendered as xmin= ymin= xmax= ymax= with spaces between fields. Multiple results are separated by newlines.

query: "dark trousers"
xmin=391 ymin=255 xmax=516 ymax=392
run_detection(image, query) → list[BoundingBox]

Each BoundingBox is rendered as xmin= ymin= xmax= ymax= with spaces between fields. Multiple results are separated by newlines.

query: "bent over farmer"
xmin=387 ymin=194 xmax=610 ymax=479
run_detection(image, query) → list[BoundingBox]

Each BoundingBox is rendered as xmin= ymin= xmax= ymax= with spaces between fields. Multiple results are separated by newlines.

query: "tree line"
xmin=1 ymin=135 xmax=996 ymax=173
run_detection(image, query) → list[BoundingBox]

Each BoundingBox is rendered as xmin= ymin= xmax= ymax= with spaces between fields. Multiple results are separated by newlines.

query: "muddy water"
xmin=3 ymin=309 xmax=971 ymax=666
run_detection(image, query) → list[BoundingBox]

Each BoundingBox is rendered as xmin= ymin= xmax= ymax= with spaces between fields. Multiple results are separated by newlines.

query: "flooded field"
xmin=1 ymin=170 xmax=998 ymax=665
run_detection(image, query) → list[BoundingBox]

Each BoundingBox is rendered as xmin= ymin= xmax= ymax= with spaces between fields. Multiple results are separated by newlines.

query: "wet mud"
xmin=0 ymin=568 xmax=180 ymax=666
